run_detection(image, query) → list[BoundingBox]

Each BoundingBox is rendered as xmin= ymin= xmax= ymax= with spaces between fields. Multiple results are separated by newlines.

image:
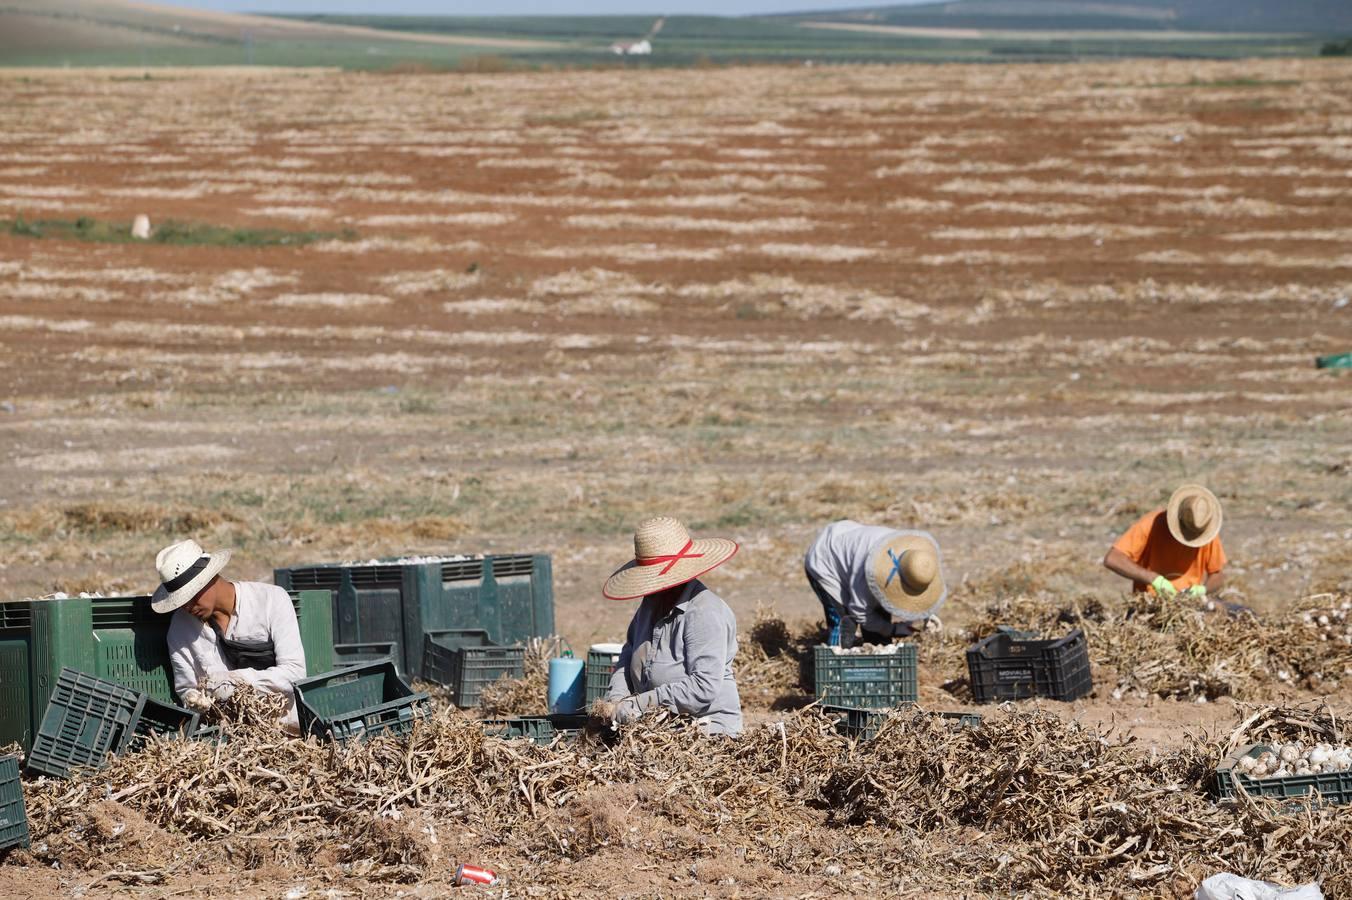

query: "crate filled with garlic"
xmin=1214 ymin=741 xmax=1352 ymax=805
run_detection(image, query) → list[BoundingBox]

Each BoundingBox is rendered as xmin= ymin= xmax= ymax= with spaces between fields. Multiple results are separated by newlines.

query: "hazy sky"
xmin=166 ymin=0 xmax=919 ymax=16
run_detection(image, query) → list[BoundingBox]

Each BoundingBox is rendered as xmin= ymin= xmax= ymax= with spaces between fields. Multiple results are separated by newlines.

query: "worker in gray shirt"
xmin=804 ymin=520 xmax=947 ymax=648
xmin=595 ymin=516 xmax=742 ymax=737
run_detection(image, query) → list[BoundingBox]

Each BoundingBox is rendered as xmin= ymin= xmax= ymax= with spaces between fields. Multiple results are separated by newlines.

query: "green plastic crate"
xmin=26 ymin=669 xmax=143 ymax=778
xmin=1214 ymin=744 xmax=1352 ymax=806
xmin=275 ymin=554 xmax=553 ymax=678
xmin=422 ymin=629 xmax=525 ymax=709
xmin=482 ymin=713 xmax=589 ymax=746
xmin=812 ymin=644 xmax=918 ymax=708
xmin=0 ymin=754 xmax=28 ymax=851
xmin=294 ymin=661 xmax=430 ymax=743
xmin=585 ymin=644 xmax=624 ymax=705
xmin=119 ymin=696 xmax=199 ymax=754
xmin=334 ymin=641 xmax=401 ymax=674
xmin=1316 ymin=353 xmax=1352 ymax=369
xmin=822 ymin=704 xmax=982 ymax=742
xmin=0 ymin=591 xmax=334 ymax=752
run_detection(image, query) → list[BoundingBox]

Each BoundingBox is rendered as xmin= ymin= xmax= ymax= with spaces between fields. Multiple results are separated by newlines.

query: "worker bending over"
xmin=1103 ymin=484 xmax=1226 ymax=602
xmin=804 ymin=520 xmax=947 ymax=648
xmin=151 ymin=539 xmax=307 ymax=732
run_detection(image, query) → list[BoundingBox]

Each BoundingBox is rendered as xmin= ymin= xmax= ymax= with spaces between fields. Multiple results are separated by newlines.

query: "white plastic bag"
xmin=1195 ymin=873 xmax=1323 ymax=900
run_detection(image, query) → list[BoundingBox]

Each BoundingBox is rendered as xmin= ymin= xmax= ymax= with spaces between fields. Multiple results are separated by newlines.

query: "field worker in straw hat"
xmin=1103 ymin=484 xmax=1227 ymax=602
xmin=151 ymin=539 xmax=307 ymax=732
xmin=804 ymin=520 xmax=947 ymax=648
xmin=593 ymin=516 xmax=743 ymax=737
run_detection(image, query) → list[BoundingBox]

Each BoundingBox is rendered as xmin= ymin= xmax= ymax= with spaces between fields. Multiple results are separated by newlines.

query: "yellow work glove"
xmin=1150 ymin=575 xmax=1178 ymax=600
xmin=1186 ymin=584 xmax=1207 ymax=600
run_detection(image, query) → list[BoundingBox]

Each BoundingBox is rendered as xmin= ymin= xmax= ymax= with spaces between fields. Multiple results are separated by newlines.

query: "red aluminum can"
xmin=454 ymin=863 xmax=499 ymax=887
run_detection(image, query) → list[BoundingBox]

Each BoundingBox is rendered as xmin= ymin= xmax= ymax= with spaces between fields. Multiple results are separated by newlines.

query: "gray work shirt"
xmin=804 ymin=519 xmax=896 ymax=634
xmin=606 ymin=579 xmax=742 ymax=736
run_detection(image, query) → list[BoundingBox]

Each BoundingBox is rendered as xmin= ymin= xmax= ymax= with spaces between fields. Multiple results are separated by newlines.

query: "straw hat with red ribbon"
xmin=602 ymin=516 xmax=738 ymax=601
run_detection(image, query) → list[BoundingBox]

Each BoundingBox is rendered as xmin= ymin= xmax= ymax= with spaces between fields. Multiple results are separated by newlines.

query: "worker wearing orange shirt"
xmin=1103 ymin=484 xmax=1226 ymax=602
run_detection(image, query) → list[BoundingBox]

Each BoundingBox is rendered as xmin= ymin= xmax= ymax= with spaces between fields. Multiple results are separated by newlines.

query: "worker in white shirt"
xmin=151 ymin=539 xmax=307 ymax=732
xmin=804 ymin=521 xmax=947 ymax=648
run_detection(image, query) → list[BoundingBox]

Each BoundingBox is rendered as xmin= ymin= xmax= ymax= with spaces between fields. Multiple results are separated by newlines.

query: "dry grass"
xmin=14 ymin=700 xmax=1352 ymax=897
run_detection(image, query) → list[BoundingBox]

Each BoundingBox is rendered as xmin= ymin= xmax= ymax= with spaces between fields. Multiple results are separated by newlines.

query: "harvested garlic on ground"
xmin=1280 ymin=746 xmax=1300 ymax=763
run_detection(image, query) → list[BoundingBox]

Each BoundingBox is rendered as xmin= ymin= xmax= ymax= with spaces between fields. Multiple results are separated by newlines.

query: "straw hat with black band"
xmin=603 ymin=517 xmax=738 ymax=601
xmin=1166 ymin=484 xmax=1223 ymax=549
xmin=151 ymin=539 xmax=232 ymax=614
xmin=865 ymin=529 xmax=947 ymax=622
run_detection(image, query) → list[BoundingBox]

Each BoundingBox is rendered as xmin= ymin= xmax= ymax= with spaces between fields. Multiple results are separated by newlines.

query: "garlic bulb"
xmin=1248 ymin=741 xmax=1352 ymax=779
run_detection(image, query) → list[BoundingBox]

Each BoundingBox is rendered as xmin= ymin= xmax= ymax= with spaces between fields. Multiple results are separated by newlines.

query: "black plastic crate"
xmin=823 ymin=704 xmax=982 ymax=742
xmin=482 ymin=713 xmax=589 ymax=746
xmin=0 ymin=754 xmax=28 ymax=851
xmin=294 ymin=661 xmax=430 ymax=743
xmin=422 ymin=629 xmax=525 ymax=709
xmin=119 ymin=697 xmax=200 ymax=754
xmin=585 ymin=644 xmax=624 ymax=705
xmin=26 ymin=669 xmax=143 ymax=778
xmin=191 ymin=725 xmax=227 ymax=746
xmin=812 ymin=644 xmax=918 ymax=708
xmin=335 ymin=641 xmax=402 ymax=674
xmin=1214 ymin=744 xmax=1352 ymax=806
xmin=966 ymin=628 xmax=1093 ymax=703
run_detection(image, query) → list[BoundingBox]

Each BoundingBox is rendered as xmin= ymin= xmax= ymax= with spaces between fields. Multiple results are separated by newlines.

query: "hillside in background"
xmin=0 ymin=0 xmax=1341 ymax=68
xmin=782 ymin=0 xmax=1352 ymax=34
xmin=0 ymin=0 xmax=561 ymax=67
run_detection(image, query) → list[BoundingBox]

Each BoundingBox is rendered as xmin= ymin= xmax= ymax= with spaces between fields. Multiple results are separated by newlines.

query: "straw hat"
xmin=865 ymin=530 xmax=947 ymax=621
xmin=1166 ymin=484 xmax=1222 ymax=548
xmin=602 ymin=517 xmax=738 ymax=601
xmin=151 ymin=539 xmax=232 ymax=614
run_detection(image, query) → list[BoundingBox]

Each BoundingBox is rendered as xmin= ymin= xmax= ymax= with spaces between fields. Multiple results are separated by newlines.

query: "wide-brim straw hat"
xmin=865 ymin=530 xmax=947 ymax=621
xmin=603 ymin=516 xmax=738 ymax=601
xmin=151 ymin=539 xmax=231 ymax=614
xmin=1166 ymin=484 xmax=1222 ymax=548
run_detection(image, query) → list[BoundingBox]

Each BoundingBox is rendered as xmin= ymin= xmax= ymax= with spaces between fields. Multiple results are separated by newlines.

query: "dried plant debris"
xmin=925 ymin=592 xmax=1352 ymax=704
xmin=14 ymin=703 xmax=1352 ymax=896
xmin=477 ymin=636 xmax=567 ymax=717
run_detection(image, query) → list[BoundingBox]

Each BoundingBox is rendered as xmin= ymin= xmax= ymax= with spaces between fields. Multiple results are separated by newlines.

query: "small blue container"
xmin=548 ymin=657 xmax=585 ymax=714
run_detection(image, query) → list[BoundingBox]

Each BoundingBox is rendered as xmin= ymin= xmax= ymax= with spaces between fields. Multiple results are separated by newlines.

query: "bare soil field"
xmin=0 ymin=59 xmax=1350 ymax=898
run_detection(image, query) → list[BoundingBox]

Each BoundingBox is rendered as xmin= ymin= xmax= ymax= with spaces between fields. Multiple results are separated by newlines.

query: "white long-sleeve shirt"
xmin=168 ymin=581 xmax=307 ymax=726
xmin=804 ymin=520 xmax=897 ymax=634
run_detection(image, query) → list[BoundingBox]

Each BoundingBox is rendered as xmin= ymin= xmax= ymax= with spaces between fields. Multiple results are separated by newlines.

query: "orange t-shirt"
xmin=1112 ymin=508 xmax=1226 ymax=593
